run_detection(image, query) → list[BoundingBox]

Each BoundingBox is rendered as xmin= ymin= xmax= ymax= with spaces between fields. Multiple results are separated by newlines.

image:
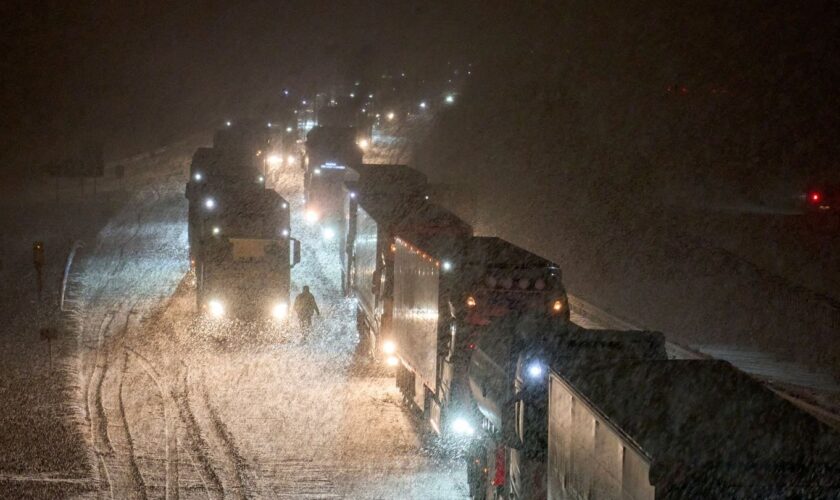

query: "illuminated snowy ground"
xmin=68 ymin=147 xmax=467 ymax=498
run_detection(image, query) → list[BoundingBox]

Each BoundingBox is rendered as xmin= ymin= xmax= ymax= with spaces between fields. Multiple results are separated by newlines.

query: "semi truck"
xmin=467 ymin=322 xmax=667 ymax=499
xmin=351 ymin=200 xmax=471 ymax=357
xmin=340 ymin=164 xmax=428 ymax=295
xmin=390 ymin=235 xmax=571 ymax=440
xmin=194 ymin=185 xmax=300 ymax=320
xmin=303 ymin=125 xmax=363 ymax=228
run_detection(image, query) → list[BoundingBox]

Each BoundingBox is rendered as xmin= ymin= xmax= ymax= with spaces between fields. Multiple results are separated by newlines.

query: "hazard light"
xmin=552 ymin=299 xmax=565 ymax=313
xmin=466 ymin=296 xmax=476 ymax=308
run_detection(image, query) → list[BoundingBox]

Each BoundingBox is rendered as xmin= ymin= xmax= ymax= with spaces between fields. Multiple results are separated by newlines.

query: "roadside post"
xmin=39 ymin=327 xmax=59 ymax=372
xmin=33 ymin=241 xmax=45 ymax=299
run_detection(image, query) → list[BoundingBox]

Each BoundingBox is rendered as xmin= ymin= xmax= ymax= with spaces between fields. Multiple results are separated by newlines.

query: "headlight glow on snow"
xmin=386 ymin=356 xmax=399 ymax=366
xmin=305 ymin=209 xmax=319 ymax=224
xmin=322 ymin=227 xmax=336 ymax=240
xmin=452 ymin=417 xmax=475 ymax=436
xmin=382 ymin=340 xmax=396 ymax=354
xmin=267 ymin=154 xmax=281 ymax=166
xmin=208 ymin=299 xmax=225 ymax=318
xmin=271 ymin=302 xmax=288 ymax=319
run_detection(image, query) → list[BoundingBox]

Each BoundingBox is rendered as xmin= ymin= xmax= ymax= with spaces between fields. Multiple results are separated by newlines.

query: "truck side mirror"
xmin=292 ymin=238 xmax=302 ymax=267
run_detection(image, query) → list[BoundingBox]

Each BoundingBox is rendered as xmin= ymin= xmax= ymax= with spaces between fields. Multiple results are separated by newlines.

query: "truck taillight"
xmin=492 ymin=446 xmax=506 ymax=486
xmin=809 ymin=191 xmax=822 ymax=204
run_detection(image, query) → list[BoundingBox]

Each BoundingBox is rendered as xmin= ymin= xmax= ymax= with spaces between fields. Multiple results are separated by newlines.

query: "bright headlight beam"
xmin=527 ymin=361 xmax=544 ymax=379
xmin=204 ymin=198 xmax=215 ymax=210
xmin=382 ymin=340 xmax=396 ymax=354
xmin=452 ymin=417 xmax=475 ymax=436
xmin=208 ymin=299 xmax=225 ymax=318
xmin=272 ymin=302 xmax=288 ymax=319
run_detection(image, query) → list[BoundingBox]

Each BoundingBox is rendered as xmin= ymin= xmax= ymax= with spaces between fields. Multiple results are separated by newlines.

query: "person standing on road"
xmin=293 ymin=285 xmax=320 ymax=329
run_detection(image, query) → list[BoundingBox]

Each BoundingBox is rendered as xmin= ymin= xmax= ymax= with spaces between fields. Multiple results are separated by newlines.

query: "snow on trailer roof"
xmin=393 ymin=203 xmax=473 ymax=260
xmin=461 ymin=236 xmax=559 ymax=270
xmin=553 ymin=359 xmax=840 ymax=494
xmin=356 ymin=193 xmax=427 ymax=227
xmin=350 ymin=164 xmax=428 ymax=194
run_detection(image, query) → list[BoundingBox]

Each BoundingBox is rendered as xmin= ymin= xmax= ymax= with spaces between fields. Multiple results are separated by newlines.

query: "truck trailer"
xmin=390 ymin=235 xmax=570 ymax=440
xmin=303 ymin=125 xmax=363 ymax=229
xmin=547 ymin=359 xmax=840 ymax=499
xmin=340 ymin=164 xmax=428 ymax=295
xmin=351 ymin=200 xmax=471 ymax=357
xmin=195 ymin=187 xmax=300 ymax=320
xmin=467 ymin=322 xmax=668 ymax=499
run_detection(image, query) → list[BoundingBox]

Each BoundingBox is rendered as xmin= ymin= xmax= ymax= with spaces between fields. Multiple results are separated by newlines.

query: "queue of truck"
xmin=185 ymin=118 xmax=840 ymax=498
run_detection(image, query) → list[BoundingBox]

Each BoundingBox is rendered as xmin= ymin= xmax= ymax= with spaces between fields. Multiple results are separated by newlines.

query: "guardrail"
xmin=60 ymin=240 xmax=84 ymax=311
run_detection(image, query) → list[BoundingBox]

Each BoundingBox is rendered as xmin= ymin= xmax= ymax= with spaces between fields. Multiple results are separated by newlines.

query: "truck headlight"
xmin=208 ymin=299 xmax=225 ymax=318
xmin=271 ymin=302 xmax=288 ymax=319
xmin=527 ymin=360 xmax=544 ymax=379
xmin=386 ymin=356 xmax=399 ymax=366
xmin=452 ymin=417 xmax=475 ymax=436
xmin=382 ymin=340 xmax=396 ymax=354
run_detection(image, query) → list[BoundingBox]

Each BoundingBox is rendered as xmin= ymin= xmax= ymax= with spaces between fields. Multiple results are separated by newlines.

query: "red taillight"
xmin=809 ymin=191 xmax=822 ymax=204
xmin=492 ymin=446 xmax=506 ymax=487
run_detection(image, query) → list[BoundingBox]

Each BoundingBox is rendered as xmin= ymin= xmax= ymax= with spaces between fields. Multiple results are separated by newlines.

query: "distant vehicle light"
xmin=305 ymin=209 xmax=319 ymax=224
xmin=301 ymin=100 xmax=307 ymax=105
xmin=349 ymin=92 xmax=355 ymax=98
xmin=271 ymin=302 xmax=288 ymax=319
xmin=287 ymin=155 xmax=296 ymax=164
xmin=445 ymin=94 xmax=455 ymax=104
xmin=424 ymin=195 xmax=430 ymax=200
xmin=204 ymin=198 xmax=215 ymax=210
xmin=419 ymin=101 xmax=427 ymax=109
xmin=208 ymin=299 xmax=225 ymax=318
xmin=357 ymin=138 xmax=369 ymax=150
xmin=552 ymin=299 xmax=564 ymax=313
xmin=322 ymin=227 xmax=336 ymax=240
xmin=466 ymin=296 xmax=476 ymax=308
xmin=386 ymin=111 xmax=395 ymax=121
xmin=442 ymin=260 xmax=454 ymax=272
xmin=281 ymin=202 xmax=288 ymax=209
xmin=382 ymin=340 xmax=396 ymax=354
xmin=225 ymin=120 xmax=231 ymax=127
xmin=212 ymin=226 xmax=220 ymax=235
xmin=527 ymin=361 xmax=544 ymax=379
xmin=386 ymin=356 xmax=399 ymax=366
xmin=452 ymin=417 xmax=475 ymax=436
xmin=258 ymin=175 xmax=265 ymax=183
xmin=809 ymin=191 xmax=822 ymax=204
xmin=286 ymin=126 xmax=293 ymax=133
xmin=314 ymin=168 xmax=321 ymax=175
xmin=267 ymin=154 xmax=282 ymax=166
xmin=368 ymin=93 xmax=374 ymax=99
xmin=194 ymin=172 xmax=203 ymax=181
xmin=281 ymin=228 xmax=290 ymax=237
xmin=267 ymin=122 xmax=272 ymax=128
xmin=349 ymin=191 xmax=357 ymax=199
xmin=283 ymin=89 xmax=289 ymax=96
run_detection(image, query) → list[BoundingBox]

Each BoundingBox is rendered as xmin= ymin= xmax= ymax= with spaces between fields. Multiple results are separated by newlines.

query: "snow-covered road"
xmin=70 ymin=152 xmax=467 ymax=498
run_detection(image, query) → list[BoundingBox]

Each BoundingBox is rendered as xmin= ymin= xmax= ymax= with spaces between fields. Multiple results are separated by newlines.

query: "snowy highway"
xmin=68 ymin=154 xmax=468 ymax=498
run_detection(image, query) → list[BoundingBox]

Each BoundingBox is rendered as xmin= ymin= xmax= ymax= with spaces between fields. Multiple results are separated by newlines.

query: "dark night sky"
xmin=2 ymin=1 xmax=839 ymax=179
xmin=0 ymin=1 xmax=488 ymax=170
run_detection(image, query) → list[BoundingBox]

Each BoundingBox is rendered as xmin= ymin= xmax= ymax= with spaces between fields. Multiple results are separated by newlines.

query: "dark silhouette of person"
xmin=293 ymin=285 xmax=320 ymax=328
